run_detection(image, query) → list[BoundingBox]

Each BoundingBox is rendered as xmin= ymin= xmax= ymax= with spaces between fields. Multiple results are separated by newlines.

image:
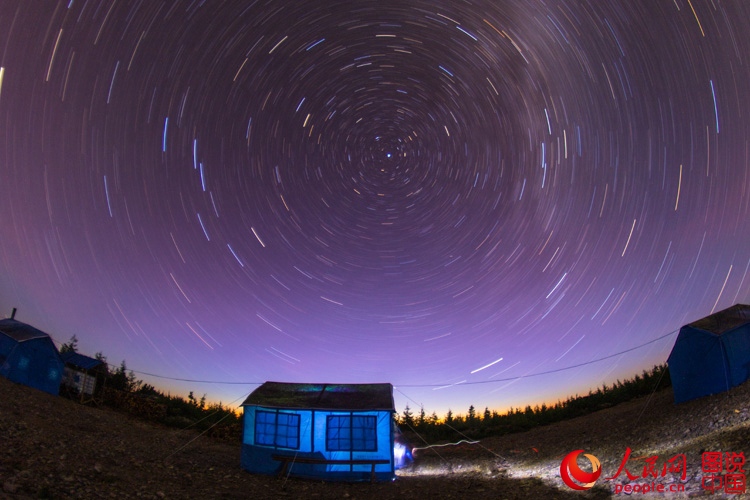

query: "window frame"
xmin=326 ymin=414 xmax=377 ymax=452
xmin=254 ymin=409 xmax=301 ymax=450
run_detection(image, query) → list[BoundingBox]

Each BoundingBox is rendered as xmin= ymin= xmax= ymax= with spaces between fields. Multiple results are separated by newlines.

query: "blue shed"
xmin=241 ymin=382 xmax=396 ymax=482
xmin=61 ymin=351 xmax=107 ymax=402
xmin=667 ymin=304 xmax=750 ymax=403
xmin=0 ymin=316 xmax=64 ymax=396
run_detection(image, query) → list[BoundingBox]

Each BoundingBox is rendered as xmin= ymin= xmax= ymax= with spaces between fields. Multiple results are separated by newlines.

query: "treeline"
xmin=397 ymin=364 xmax=671 ymax=442
xmin=59 ymin=336 xmax=242 ymax=442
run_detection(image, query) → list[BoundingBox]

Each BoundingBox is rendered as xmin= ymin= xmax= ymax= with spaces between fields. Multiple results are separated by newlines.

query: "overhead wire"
xmin=48 ymin=328 xmax=678 ymax=389
xmin=396 ymin=328 xmax=678 ymax=388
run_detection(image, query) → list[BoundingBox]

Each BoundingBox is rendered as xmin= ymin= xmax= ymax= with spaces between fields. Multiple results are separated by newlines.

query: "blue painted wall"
xmin=668 ymin=323 xmax=750 ymax=403
xmin=0 ymin=335 xmax=63 ymax=395
xmin=241 ymin=406 xmax=395 ymax=481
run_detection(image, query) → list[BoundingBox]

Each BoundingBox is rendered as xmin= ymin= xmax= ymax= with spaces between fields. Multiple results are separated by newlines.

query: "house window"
xmin=326 ymin=415 xmax=377 ymax=451
xmin=255 ymin=410 xmax=300 ymax=449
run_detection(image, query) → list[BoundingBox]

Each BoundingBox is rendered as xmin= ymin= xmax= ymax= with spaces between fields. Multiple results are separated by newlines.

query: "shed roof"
xmin=0 ymin=318 xmax=52 ymax=343
xmin=687 ymin=303 xmax=750 ymax=336
xmin=61 ymin=351 xmax=104 ymax=371
xmin=242 ymin=382 xmax=395 ymax=411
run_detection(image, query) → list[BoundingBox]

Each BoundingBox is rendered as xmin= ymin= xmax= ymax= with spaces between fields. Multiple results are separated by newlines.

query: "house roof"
xmin=242 ymin=382 xmax=395 ymax=411
xmin=0 ymin=318 xmax=53 ymax=343
xmin=61 ymin=351 xmax=104 ymax=370
xmin=687 ymin=303 xmax=750 ymax=335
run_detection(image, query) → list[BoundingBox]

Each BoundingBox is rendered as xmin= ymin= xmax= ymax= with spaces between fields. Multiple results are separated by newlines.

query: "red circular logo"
xmin=560 ymin=449 xmax=602 ymax=490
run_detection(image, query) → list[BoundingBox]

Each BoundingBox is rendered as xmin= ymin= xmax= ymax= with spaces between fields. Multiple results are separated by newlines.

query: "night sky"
xmin=1 ymin=0 xmax=749 ymax=416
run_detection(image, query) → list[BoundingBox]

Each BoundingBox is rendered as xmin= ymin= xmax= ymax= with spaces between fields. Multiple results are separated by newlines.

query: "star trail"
xmin=1 ymin=0 xmax=749 ymax=415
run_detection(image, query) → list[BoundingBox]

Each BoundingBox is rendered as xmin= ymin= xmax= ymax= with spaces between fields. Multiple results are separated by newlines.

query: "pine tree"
xmin=94 ymin=352 xmax=109 ymax=375
xmin=109 ymin=360 xmax=138 ymax=392
xmin=60 ymin=334 xmax=78 ymax=354
xmin=428 ymin=411 xmax=439 ymax=426
xmin=401 ymin=404 xmax=414 ymax=427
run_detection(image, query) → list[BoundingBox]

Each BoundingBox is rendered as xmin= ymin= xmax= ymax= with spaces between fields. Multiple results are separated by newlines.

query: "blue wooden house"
xmin=241 ymin=382 xmax=396 ymax=482
xmin=0 ymin=313 xmax=64 ymax=396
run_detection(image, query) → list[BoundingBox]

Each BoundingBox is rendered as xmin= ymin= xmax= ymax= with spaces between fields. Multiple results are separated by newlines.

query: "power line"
xmin=131 ymin=369 xmax=262 ymax=386
xmin=49 ymin=334 xmax=264 ymax=386
xmin=50 ymin=327 xmax=678 ymax=389
xmin=395 ymin=328 xmax=678 ymax=388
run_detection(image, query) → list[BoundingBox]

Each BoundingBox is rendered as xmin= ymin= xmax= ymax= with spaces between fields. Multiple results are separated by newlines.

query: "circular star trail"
xmin=1 ymin=1 xmax=749 ymax=413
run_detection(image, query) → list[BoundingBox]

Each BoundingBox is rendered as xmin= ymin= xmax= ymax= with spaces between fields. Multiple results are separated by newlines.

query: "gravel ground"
xmin=1 ymin=375 xmax=749 ymax=499
xmin=409 ymin=381 xmax=750 ymax=498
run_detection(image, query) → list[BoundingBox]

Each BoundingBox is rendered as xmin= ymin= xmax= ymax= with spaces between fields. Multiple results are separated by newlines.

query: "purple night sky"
xmin=1 ymin=1 xmax=749 ymax=416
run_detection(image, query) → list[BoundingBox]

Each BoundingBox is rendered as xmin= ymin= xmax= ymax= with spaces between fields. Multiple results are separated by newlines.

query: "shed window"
xmin=255 ymin=410 xmax=300 ymax=449
xmin=326 ymin=415 xmax=377 ymax=451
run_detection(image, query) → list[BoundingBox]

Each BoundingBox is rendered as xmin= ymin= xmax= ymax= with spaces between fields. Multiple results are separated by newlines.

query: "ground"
xmin=1 ymin=375 xmax=749 ymax=499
